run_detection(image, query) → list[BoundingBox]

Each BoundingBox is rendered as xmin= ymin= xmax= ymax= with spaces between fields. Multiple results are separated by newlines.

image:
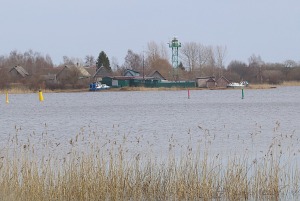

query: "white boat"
xmin=89 ymin=82 xmax=110 ymax=91
xmin=227 ymin=81 xmax=248 ymax=88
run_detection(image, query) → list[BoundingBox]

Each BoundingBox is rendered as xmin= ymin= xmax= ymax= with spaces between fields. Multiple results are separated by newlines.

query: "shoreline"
xmin=1 ymin=81 xmax=299 ymax=94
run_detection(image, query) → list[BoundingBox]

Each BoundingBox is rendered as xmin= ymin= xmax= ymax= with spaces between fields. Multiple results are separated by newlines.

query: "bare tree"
xmin=180 ymin=42 xmax=198 ymax=72
xmin=145 ymin=41 xmax=171 ymax=74
xmin=227 ymin=60 xmax=248 ymax=81
xmin=283 ymin=59 xmax=296 ymax=80
xmin=63 ymin=56 xmax=73 ymax=65
xmin=215 ymin=45 xmax=227 ymax=77
xmin=84 ymin=55 xmax=95 ymax=67
xmin=284 ymin=59 xmax=297 ymax=68
xmin=197 ymin=44 xmax=210 ymax=69
xmin=248 ymin=54 xmax=264 ymax=83
xmin=110 ymin=56 xmax=119 ymax=72
xmin=45 ymin=54 xmax=53 ymax=66
xmin=147 ymin=41 xmax=161 ymax=63
xmin=123 ymin=49 xmax=143 ymax=71
xmin=146 ymin=57 xmax=173 ymax=80
xmin=215 ymin=46 xmax=227 ymax=68
xmin=62 ymin=56 xmax=82 ymax=66
xmin=206 ymin=46 xmax=216 ymax=76
xmin=180 ymin=42 xmax=215 ymax=77
xmin=159 ymin=42 xmax=169 ymax=60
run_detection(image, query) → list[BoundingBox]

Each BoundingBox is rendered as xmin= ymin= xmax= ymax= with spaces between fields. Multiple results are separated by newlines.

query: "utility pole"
xmin=143 ymin=51 xmax=145 ymax=82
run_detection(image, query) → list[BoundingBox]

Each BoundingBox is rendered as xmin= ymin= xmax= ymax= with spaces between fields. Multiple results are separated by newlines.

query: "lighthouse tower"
xmin=168 ymin=37 xmax=181 ymax=81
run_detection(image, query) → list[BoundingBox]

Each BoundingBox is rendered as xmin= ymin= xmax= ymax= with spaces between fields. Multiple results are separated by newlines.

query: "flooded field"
xmin=0 ymin=86 xmax=299 ymax=200
xmin=1 ymin=87 xmax=299 ymax=156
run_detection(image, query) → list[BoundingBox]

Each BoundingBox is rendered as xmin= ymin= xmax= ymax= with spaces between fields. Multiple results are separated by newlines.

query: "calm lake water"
xmin=1 ymin=86 xmax=300 ymax=163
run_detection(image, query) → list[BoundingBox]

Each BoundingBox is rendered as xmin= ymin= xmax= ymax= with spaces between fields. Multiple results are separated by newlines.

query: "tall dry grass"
xmin=281 ymin=81 xmax=300 ymax=86
xmin=0 ymin=126 xmax=299 ymax=201
xmin=0 ymin=88 xmax=33 ymax=94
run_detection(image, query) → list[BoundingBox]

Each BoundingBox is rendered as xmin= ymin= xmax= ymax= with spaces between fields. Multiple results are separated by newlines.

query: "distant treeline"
xmin=0 ymin=43 xmax=299 ymax=89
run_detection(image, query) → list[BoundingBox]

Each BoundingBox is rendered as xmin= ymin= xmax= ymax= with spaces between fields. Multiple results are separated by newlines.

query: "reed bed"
xmin=0 ymin=125 xmax=299 ymax=201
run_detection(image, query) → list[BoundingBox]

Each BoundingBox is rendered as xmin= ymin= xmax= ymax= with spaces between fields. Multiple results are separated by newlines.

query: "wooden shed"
xmin=206 ymin=78 xmax=216 ymax=88
xmin=195 ymin=76 xmax=215 ymax=88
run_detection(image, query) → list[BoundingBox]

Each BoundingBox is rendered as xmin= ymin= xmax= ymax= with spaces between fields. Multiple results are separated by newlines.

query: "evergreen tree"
xmin=96 ymin=51 xmax=111 ymax=71
xmin=178 ymin=61 xmax=185 ymax=71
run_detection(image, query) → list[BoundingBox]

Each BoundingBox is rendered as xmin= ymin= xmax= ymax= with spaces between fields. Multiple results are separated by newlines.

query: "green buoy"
xmin=242 ymin=88 xmax=244 ymax=99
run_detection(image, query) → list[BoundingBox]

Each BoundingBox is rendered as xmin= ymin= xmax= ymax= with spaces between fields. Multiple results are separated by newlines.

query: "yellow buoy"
xmin=6 ymin=91 xmax=9 ymax=103
xmin=39 ymin=90 xmax=44 ymax=101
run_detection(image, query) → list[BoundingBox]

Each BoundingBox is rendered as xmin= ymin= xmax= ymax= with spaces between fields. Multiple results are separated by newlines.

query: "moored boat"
xmin=89 ymin=82 xmax=110 ymax=91
xmin=227 ymin=81 xmax=249 ymax=88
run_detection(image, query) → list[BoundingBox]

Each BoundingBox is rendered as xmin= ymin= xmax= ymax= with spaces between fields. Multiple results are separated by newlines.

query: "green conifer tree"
xmin=96 ymin=51 xmax=111 ymax=71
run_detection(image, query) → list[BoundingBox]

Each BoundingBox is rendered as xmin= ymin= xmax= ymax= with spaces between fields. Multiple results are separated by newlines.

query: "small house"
xmin=93 ymin=66 xmax=112 ymax=82
xmin=56 ymin=65 xmax=91 ymax=85
xmin=216 ymin=76 xmax=230 ymax=88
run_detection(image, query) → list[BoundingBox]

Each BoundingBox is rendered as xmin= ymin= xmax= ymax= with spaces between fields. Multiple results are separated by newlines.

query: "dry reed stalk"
xmin=223 ymin=157 xmax=249 ymax=200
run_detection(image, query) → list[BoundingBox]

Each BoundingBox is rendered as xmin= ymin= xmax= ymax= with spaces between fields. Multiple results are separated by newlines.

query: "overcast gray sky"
xmin=1 ymin=0 xmax=299 ymax=66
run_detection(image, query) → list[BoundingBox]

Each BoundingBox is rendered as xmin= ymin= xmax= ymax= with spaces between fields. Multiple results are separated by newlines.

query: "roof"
xmin=9 ymin=66 xmax=29 ymax=77
xmin=85 ymin=66 xmax=97 ymax=76
xmin=196 ymin=76 xmax=215 ymax=79
xmin=206 ymin=77 xmax=216 ymax=82
xmin=103 ymin=76 xmax=156 ymax=80
xmin=74 ymin=66 xmax=90 ymax=77
xmin=93 ymin=66 xmax=112 ymax=78
xmin=148 ymin=70 xmax=166 ymax=80
xmin=124 ymin=69 xmax=140 ymax=77
xmin=217 ymin=76 xmax=230 ymax=83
